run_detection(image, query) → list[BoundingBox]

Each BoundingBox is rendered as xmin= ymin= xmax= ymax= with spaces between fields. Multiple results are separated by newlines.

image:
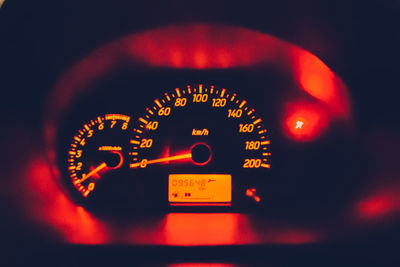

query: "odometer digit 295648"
xmin=130 ymin=84 xmax=271 ymax=206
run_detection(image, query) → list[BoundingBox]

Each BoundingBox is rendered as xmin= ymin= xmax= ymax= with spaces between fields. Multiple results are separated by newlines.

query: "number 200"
xmin=243 ymin=159 xmax=261 ymax=168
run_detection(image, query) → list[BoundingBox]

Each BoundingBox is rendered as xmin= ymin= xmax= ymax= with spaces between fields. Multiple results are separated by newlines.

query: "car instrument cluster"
xmin=46 ymin=24 xmax=354 ymax=219
xmin=64 ymin=84 xmax=273 ymax=211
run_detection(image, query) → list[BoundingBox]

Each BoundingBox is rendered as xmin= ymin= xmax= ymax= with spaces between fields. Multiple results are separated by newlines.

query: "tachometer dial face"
xmin=67 ymin=114 xmax=131 ymax=198
xmin=130 ymin=84 xmax=271 ymax=206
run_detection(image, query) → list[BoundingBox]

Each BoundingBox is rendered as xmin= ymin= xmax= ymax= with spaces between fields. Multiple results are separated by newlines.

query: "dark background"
xmin=1 ymin=0 xmax=399 ymax=266
xmin=2 ymin=0 xmax=400 ymax=132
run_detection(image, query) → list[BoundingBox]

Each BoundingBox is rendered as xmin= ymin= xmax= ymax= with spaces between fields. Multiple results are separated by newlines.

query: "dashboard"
xmin=1 ymin=0 xmax=400 ymax=266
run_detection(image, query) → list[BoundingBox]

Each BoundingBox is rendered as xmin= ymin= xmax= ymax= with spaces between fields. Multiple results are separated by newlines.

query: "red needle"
xmin=130 ymin=153 xmax=192 ymax=168
xmin=78 ymin=162 xmax=107 ymax=183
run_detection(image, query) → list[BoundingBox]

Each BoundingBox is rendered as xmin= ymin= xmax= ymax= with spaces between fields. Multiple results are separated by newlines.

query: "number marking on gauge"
xmin=129 ymin=85 xmax=271 ymax=175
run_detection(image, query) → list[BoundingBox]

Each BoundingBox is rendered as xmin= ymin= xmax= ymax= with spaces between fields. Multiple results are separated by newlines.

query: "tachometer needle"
xmin=130 ymin=153 xmax=192 ymax=168
xmin=78 ymin=162 xmax=107 ymax=183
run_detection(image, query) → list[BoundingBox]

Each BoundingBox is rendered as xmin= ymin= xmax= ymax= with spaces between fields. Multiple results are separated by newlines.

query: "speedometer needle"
xmin=78 ymin=162 xmax=107 ymax=183
xmin=130 ymin=153 xmax=192 ymax=168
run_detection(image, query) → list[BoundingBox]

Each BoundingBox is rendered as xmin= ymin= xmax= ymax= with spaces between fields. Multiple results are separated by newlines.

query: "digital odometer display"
xmin=168 ymin=174 xmax=232 ymax=205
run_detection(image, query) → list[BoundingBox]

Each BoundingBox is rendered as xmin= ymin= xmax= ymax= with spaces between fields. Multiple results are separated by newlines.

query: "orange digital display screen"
xmin=168 ymin=174 xmax=231 ymax=205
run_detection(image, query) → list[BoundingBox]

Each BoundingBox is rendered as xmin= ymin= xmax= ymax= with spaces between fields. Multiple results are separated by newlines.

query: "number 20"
xmin=140 ymin=139 xmax=153 ymax=148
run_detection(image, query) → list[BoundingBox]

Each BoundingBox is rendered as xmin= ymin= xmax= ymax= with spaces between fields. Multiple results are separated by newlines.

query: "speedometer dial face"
xmin=130 ymin=84 xmax=271 ymax=206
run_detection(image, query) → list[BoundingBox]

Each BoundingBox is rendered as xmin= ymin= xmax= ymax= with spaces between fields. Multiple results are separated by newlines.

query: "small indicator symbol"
xmin=296 ymin=120 xmax=304 ymax=129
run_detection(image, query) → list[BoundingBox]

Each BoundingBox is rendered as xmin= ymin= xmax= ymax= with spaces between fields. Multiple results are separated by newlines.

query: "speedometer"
xmin=130 ymin=84 xmax=271 ymax=206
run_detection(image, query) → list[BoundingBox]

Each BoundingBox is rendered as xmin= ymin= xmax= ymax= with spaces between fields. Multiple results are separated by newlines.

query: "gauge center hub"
xmin=191 ymin=143 xmax=212 ymax=165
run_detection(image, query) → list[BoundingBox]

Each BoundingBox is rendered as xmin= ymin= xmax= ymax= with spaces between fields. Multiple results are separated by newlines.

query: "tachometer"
xmin=130 ymin=84 xmax=271 ymax=206
xmin=67 ymin=114 xmax=132 ymax=198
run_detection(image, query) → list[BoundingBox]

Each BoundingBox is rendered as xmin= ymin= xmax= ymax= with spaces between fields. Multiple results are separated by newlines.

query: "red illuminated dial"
xmin=67 ymin=114 xmax=131 ymax=198
xmin=130 ymin=84 xmax=271 ymax=205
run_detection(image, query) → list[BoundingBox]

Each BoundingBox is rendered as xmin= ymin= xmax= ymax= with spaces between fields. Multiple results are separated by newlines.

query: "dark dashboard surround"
xmin=1 ymin=0 xmax=399 ymax=265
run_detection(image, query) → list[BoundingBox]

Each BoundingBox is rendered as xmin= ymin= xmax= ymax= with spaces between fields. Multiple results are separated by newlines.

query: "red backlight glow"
xmin=283 ymin=102 xmax=329 ymax=142
xmin=291 ymin=50 xmax=350 ymax=117
xmin=24 ymin=158 xmax=108 ymax=244
xmin=356 ymin=188 xmax=400 ymax=220
xmin=18 ymin=157 xmax=322 ymax=245
xmin=38 ymin=23 xmax=352 ymax=245
xmin=46 ymin=23 xmax=351 ymax=150
xmin=358 ymin=195 xmax=396 ymax=218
